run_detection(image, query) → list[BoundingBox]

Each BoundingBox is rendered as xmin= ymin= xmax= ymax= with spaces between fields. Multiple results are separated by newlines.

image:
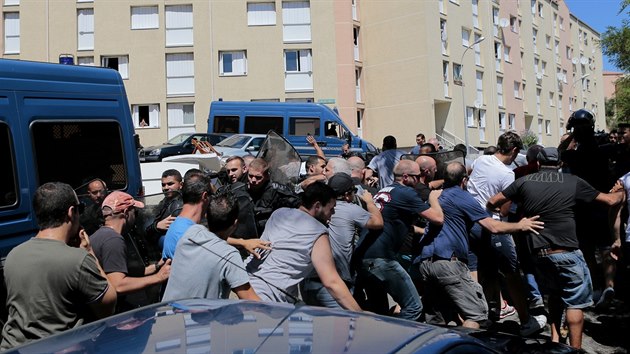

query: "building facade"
xmin=2 ymin=0 xmax=605 ymax=149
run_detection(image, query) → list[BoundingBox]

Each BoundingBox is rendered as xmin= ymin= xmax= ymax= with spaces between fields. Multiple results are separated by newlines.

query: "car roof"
xmin=7 ymin=299 xmax=486 ymax=354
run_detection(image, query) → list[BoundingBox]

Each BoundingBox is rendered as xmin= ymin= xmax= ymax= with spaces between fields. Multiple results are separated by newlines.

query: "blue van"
xmin=207 ymin=101 xmax=377 ymax=159
xmin=0 ymin=59 xmax=142 ymax=268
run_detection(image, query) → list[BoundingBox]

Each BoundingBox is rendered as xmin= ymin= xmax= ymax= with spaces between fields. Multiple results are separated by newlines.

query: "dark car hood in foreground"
xmin=7 ymin=299 xmax=578 ymax=354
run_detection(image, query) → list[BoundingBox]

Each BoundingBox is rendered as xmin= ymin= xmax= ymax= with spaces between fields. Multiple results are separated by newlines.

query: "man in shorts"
xmin=488 ymin=147 xmax=624 ymax=349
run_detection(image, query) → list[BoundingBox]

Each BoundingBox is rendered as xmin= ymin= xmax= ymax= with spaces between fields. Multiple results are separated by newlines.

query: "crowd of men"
xmin=3 ymin=108 xmax=630 ymax=350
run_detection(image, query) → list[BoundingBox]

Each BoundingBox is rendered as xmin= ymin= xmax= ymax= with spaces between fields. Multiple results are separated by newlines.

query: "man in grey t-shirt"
xmin=300 ymin=173 xmax=383 ymax=308
xmin=163 ymin=193 xmax=260 ymax=301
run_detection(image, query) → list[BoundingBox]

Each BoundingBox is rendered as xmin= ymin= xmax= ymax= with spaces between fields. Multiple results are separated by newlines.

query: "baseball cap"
xmin=102 ymin=191 xmax=144 ymax=216
xmin=537 ymin=147 xmax=560 ymax=165
xmin=328 ymin=173 xmax=355 ymax=196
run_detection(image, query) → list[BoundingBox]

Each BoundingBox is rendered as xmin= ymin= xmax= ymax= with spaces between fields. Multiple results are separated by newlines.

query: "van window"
xmin=213 ymin=116 xmax=239 ymax=134
xmin=0 ymin=123 xmax=18 ymax=208
xmin=324 ymin=121 xmax=343 ymax=138
xmin=31 ymin=121 xmax=129 ymax=192
xmin=245 ymin=116 xmax=283 ymax=134
xmin=289 ymin=117 xmax=320 ymax=136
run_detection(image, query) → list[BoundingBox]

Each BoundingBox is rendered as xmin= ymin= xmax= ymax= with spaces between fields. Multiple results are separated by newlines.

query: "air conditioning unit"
xmin=536 ymin=73 xmax=543 ymax=81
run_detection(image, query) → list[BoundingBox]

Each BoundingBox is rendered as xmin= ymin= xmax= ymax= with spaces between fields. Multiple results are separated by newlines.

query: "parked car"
xmin=213 ymin=133 xmax=267 ymax=160
xmin=5 ymin=299 xmax=579 ymax=354
xmin=139 ymin=133 xmax=227 ymax=162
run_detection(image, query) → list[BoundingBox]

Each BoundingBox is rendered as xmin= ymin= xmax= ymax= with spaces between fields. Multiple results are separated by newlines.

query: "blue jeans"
xmin=534 ymin=249 xmax=593 ymax=309
xmin=300 ymin=278 xmax=344 ymax=309
xmin=358 ymin=258 xmax=422 ymax=321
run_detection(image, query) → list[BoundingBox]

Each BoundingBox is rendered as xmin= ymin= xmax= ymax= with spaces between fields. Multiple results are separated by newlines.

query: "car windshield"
xmin=166 ymin=133 xmax=191 ymax=145
xmin=216 ymin=135 xmax=252 ymax=149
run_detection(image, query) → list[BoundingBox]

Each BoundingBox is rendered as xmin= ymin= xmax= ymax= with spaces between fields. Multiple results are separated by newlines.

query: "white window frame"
xmin=4 ymin=0 xmax=20 ymax=5
xmin=476 ymin=71 xmax=483 ymax=104
xmin=545 ymin=120 xmax=551 ymax=135
xmin=466 ymin=107 xmax=475 ymax=127
xmin=472 ymin=0 xmax=479 ymax=28
xmin=284 ymin=49 xmax=313 ymax=91
xmin=549 ymin=91 xmax=555 ymax=106
xmin=282 ymin=1 xmax=311 ymax=43
xmin=101 ymin=55 xmax=129 ymax=79
xmin=248 ymin=2 xmax=276 ymax=26
xmin=284 ymin=49 xmax=312 ymax=73
xmin=77 ymin=56 xmax=94 ymax=66
xmin=499 ymin=112 xmax=506 ymax=131
xmin=132 ymin=104 xmax=160 ymax=128
xmin=497 ymin=77 xmax=504 ymax=107
xmin=504 ymin=45 xmax=511 ymax=62
xmin=536 ymin=88 xmax=541 ymax=114
xmin=440 ymin=19 xmax=448 ymax=55
xmin=131 ymin=6 xmax=159 ymax=30
xmin=453 ymin=63 xmax=462 ymax=83
xmin=168 ymin=103 xmax=195 ymax=127
xmin=514 ymin=81 xmax=520 ymax=99
xmin=219 ymin=50 xmax=247 ymax=76
xmin=77 ymin=9 xmax=94 ymax=51
xmin=508 ymin=113 xmax=515 ymax=129
xmin=3 ymin=12 xmax=19 ymax=54
xmin=474 ymin=33 xmax=482 ymax=65
xmin=165 ymin=4 xmax=194 ymax=47
xmin=461 ymin=28 xmax=470 ymax=47
xmin=166 ymin=53 xmax=195 ymax=96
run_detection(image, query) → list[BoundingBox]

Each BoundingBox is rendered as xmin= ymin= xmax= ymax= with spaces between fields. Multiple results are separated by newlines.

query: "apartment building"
xmin=2 ymin=0 xmax=604 ymax=149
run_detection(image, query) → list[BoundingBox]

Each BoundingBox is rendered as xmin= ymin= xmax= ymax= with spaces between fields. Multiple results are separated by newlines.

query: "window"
xmin=166 ymin=5 xmax=193 ymax=47
xmin=213 ymin=116 xmax=239 ymax=133
xmin=453 ymin=63 xmax=462 ymax=84
xmin=472 ymin=0 xmax=479 ymax=28
xmin=462 ymin=28 xmax=470 ymax=47
xmin=478 ymin=109 xmax=486 ymax=141
xmin=492 ymin=7 xmax=499 ymax=37
xmin=531 ymin=0 xmax=536 ymax=15
xmin=537 ymin=2 xmax=543 ymax=17
xmin=353 ymin=27 xmax=360 ymax=61
xmin=545 ymin=35 xmax=551 ymax=49
xmin=514 ymin=81 xmax=520 ymax=99
xmin=494 ymin=41 xmax=502 ymax=70
xmin=167 ymin=103 xmax=195 ymax=137
xmin=3 ymin=12 xmax=19 ymax=54
xmin=508 ymin=113 xmax=515 ymax=129
xmin=352 ymin=0 xmax=358 ymax=20
xmin=466 ymin=107 xmax=475 ymax=127
xmin=538 ymin=118 xmax=543 ymax=141
xmin=166 ymin=53 xmax=195 ymax=96
xmin=536 ymin=88 xmax=541 ymax=114
xmin=132 ymin=104 xmax=159 ymax=128
xmin=474 ymin=33 xmax=482 ymax=65
xmin=78 ymin=56 xmax=94 ymax=66
xmin=355 ymin=68 xmax=362 ymax=102
xmin=499 ymin=112 xmax=506 ymax=131
xmin=247 ymin=2 xmax=276 ymax=26
xmin=532 ymin=28 xmax=538 ymax=53
xmin=554 ymin=40 xmax=559 ymax=57
xmin=219 ymin=51 xmax=247 ymax=76
xmin=131 ymin=6 xmax=158 ymax=29
xmin=77 ymin=9 xmax=94 ymax=50
xmin=32 ymin=121 xmax=128 ymax=191
xmin=541 ymin=60 xmax=547 ymax=75
xmin=443 ymin=61 xmax=450 ymax=96
xmin=0 ymin=123 xmax=17 ymax=208
xmin=244 ymin=116 xmax=284 ymax=134
xmin=282 ymin=1 xmax=311 ymax=42
xmin=566 ymin=46 xmax=572 ymax=60
xmin=476 ymin=71 xmax=483 ymax=104
xmin=284 ymin=49 xmax=313 ymax=91
xmin=510 ymin=16 xmax=518 ymax=33
xmin=549 ymin=91 xmax=554 ymax=106
xmin=558 ymin=94 xmax=563 ymax=117
xmin=534 ymin=58 xmax=539 ymax=73
xmin=440 ymin=19 xmax=448 ymax=55
xmin=562 ymin=69 xmax=567 ymax=83
xmin=289 ymin=117 xmax=320 ymax=135
xmin=497 ymin=77 xmax=503 ymax=107
xmin=504 ymin=45 xmax=511 ymax=62
xmin=4 ymin=0 xmax=19 ymax=5
xmin=101 ymin=56 xmax=129 ymax=79
xmin=545 ymin=120 xmax=551 ymax=135
xmin=559 ymin=16 xmax=564 ymax=30
xmin=439 ymin=0 xmax=445 ymax=14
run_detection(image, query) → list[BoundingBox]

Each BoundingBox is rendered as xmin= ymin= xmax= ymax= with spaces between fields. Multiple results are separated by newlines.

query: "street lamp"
xmin=461 ymin=36 xmax=485 ymax=154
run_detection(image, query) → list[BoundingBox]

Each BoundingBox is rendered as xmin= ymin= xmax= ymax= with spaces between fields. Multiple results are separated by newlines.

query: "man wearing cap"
xmin=488 ymin=147 xmax=624 ymax=349
xmin=300 ymin=173 xmax=383 ymax=308
xmin=1 ymin=182 xmax=117 ymax=350
xmin=90 ymin=191 xmax=171 ymax=313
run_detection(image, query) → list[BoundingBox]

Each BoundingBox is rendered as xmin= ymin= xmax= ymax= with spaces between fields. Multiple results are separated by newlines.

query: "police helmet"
xmin=566 ymin=109 xmax=594 ymax=130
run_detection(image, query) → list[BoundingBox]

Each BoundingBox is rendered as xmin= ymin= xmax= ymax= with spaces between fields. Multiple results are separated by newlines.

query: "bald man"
xmin=354 ymin=159 xmax=443 ymax=321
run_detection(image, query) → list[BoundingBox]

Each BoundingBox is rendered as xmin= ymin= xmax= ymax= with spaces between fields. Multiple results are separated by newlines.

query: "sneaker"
xmin=595 ymin=287 xmax=614 ymax=308
xmin=500 ymin=300 xmax=516 ymax=319
xmin=520 ymin=314 xmax=547 ymax=337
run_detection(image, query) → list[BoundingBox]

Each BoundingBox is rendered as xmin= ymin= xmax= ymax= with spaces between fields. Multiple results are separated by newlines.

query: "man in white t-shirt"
xmin=468 ymin=131 xmax=546 ymax=336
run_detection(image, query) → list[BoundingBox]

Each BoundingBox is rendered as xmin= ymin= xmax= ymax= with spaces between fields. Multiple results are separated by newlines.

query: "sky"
xmin=565 ymin=0 xmax=627 ymax=72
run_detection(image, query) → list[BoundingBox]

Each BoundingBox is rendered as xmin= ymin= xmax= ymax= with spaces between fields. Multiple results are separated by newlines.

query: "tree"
xmin=600 ymin=1 xmax=630 ymax=126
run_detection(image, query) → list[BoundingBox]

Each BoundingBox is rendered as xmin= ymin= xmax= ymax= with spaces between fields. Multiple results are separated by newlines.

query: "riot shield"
xmin=256 ymin=130 xmax=302 ymax=185
xmin=401 ymin=150 xmax=465 ymax=180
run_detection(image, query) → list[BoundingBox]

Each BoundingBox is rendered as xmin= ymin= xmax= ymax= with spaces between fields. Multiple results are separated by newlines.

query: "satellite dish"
xmin=474 ymin=100 xmax=483 ymax=109
xmin=571 ymin=57 xmax=578 ymax=65
xmin=499 ymin=18 xmax=509 ymax=28
xmin=580 ymin=57 xmax=588 ymax=65
xmin=536 ymin=73 xmax=543 ymax=80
